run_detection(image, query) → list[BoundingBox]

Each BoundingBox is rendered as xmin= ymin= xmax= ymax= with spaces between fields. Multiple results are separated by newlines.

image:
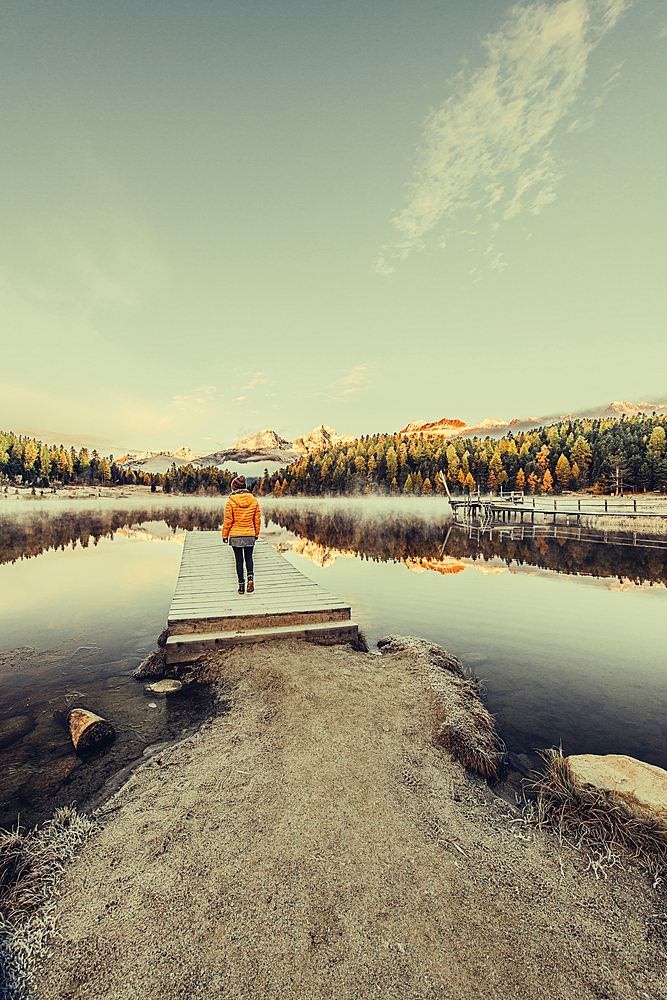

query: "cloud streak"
xmin=376 ymin=0 xmax=630 ymax=270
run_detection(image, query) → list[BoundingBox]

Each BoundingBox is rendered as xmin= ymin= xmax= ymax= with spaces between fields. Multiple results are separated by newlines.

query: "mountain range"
xmin=118 ymin=401 xmax=667 ymax=475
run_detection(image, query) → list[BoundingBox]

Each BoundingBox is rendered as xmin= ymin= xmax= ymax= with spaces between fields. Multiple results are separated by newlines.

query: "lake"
xmin=1 ymin=492 xmax=666 ymax=828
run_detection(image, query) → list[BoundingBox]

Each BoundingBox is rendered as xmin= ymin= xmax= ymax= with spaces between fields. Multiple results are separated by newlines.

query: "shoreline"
xmin=9 ymin=637 xmax=665 ymax=1000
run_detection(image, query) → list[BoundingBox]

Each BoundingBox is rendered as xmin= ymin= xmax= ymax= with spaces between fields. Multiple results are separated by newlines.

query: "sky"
xmin=1 ymin=0 xmax=666 ymax=454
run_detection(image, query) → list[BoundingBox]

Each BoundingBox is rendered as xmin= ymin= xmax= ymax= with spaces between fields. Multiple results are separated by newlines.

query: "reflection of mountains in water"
xmin=265 ymin=504 xmax=667 ymax=587
xmin=0 ymin=507 xmax=222 ymax=565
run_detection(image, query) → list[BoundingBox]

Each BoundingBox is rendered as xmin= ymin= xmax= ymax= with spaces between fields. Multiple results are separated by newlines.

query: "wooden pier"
xmin=165 ymin=533 xmax=358 ymax=664
xmin=436 ymin=472 xmax=667 ymax=528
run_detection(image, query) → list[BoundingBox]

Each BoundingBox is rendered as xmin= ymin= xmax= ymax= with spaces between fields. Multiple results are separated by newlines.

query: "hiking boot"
xmin=247 ymin=578 xmax=254 ymax=593
xmin=238 ymin=583 xmax=245 ymax=594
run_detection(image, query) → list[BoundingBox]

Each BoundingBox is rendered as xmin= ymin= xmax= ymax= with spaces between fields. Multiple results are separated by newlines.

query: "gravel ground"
xmin=33 ymin=639 xmax=667 ymax=1000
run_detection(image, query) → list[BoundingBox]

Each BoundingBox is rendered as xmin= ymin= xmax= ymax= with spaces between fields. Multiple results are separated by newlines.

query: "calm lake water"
xmin=1 ymin=493 xmax=666 ymax=827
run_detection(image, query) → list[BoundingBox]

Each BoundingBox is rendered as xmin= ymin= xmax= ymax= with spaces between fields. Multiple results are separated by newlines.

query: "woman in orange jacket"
xmin=222 ymin=475 xmax=261 ymax=594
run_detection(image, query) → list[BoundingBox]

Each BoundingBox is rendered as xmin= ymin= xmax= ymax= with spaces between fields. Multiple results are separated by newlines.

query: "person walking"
xmin=222 ymin=475 xmax=261 ymax=594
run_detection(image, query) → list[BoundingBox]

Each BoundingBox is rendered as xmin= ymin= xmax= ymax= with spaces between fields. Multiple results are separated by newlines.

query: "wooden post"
xmin=68 ymin=709 xmax=115 ymax=753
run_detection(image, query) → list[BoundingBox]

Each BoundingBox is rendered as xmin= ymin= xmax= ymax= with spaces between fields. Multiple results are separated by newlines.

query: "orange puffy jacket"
xmin=222 ymin=490 xmax=261 ymax=540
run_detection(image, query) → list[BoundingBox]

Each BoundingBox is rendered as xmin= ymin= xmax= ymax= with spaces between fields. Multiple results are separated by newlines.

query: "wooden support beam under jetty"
xmin=166 ymin=534 xmax=358 ymax=664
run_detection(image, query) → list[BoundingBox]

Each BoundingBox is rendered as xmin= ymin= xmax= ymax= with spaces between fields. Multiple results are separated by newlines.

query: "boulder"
xmin=566 ymin=753 xmax=667 ymax=828
xmin=0 ymin=715 xmax=35 ymax=749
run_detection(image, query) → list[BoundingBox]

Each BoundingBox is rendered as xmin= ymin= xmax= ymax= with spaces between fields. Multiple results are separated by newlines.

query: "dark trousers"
xmin=233 ymin=545 xmax=254 ymax=584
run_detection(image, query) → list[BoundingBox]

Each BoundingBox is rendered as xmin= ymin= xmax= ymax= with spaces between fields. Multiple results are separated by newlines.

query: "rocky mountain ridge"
xmin=118 ymin=401 xmax=667 ymax=473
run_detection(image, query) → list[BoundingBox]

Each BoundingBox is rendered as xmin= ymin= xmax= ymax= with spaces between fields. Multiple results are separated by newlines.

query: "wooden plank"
xmin=168 ymin=609 xmax=351 ymax=636
xmin=165 ymin=620 xmax=360 ymax=662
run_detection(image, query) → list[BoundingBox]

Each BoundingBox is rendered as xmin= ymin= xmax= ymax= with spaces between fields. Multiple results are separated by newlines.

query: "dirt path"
xmin=35 ymin=640 xmax=666 ymax=1000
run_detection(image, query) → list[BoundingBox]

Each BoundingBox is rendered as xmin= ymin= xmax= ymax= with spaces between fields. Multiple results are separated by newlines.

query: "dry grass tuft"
xmin=378 ymin=635 xmax=504 ymax=779
xmin=0 ymin=807 xmax=96 ymax=1000
xmin=529 ymin=747 xmax=667 ymax=873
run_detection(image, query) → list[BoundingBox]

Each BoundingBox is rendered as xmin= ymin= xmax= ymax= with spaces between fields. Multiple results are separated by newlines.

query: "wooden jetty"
xmin=436 ymin=472 xmax=667 ymax=528
xmin=165 ymin=533 xmax=358 ymax=664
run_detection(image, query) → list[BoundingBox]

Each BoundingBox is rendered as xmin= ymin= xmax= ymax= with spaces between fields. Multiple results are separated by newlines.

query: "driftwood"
xmin=67 ymin=709 xmax=116 ymax=753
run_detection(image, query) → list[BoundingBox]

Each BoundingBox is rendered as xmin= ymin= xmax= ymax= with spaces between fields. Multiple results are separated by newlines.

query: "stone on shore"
xmin=566 ymin=753 xmax=667 ymax=827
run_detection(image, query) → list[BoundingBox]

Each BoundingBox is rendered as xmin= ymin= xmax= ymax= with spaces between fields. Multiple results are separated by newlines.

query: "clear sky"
xmin=2 ymin=0 xmax=665 ymax=454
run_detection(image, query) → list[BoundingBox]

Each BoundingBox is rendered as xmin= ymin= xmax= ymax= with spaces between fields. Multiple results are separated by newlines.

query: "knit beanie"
xmin=231 ymin=475 xmax=247 ymax=491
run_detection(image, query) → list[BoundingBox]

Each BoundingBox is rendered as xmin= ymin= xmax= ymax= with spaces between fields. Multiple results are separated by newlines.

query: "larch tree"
xmin=555 ymin=453 xmax=571 ymax=490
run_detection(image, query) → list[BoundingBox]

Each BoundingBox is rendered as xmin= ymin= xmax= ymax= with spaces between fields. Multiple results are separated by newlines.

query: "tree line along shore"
xmin=2 ymin=413 xmax=667 ymax=498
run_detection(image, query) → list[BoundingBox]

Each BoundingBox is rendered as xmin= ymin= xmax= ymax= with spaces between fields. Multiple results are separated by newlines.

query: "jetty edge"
xmin=21 ymin=635 xmax=667 ymax=1000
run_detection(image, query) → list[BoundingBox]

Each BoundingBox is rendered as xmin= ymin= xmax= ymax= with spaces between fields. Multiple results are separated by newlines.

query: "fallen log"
xmin=67 ymin=708 xmax=116 ymax=753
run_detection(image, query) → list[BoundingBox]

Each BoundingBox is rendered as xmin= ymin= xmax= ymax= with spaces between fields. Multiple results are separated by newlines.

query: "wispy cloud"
xmin=375 ymin=0 xmax=631 ymax=271
xmin=323 ymin=364 xmax=374 ymax=401
xmin=170 ymin=385 xmax=217 ymax=411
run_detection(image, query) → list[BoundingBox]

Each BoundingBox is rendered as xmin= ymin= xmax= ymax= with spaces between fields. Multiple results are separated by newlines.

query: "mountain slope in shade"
xmin=601 ymin=400 xmax=667 ymax=419
xmin=118 ymin=446 xmax=203 ymax=466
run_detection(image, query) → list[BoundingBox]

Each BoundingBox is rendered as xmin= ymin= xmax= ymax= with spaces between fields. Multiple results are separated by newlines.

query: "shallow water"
xmin=0 ymin=497 xmax=226 ymax=830
xmin=1 ymin=493 xmax=666 ymax=826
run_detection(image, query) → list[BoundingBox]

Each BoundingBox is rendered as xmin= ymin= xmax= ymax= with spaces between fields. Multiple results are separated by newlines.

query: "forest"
xmin=2 ymin=413 xmax=666 ymax=498
xmin=261 ymin=413 xmax=667 ymax=498
xmin=0 ymin=432 xmax=235 ymax=495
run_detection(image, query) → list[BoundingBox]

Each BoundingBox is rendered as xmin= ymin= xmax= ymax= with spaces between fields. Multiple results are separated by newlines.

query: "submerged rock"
xmin=0 ymin=715 xmax=35 ymax=749
xmin=145 ymin=679 xmax=183 ymax=695
xmin=566 ymin=753 xmax=667 ymax=828
xmin=21 ymin=755 xmax=81 ymax=803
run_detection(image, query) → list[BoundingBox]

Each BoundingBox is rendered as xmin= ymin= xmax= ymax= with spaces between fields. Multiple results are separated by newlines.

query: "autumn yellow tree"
xmin=516 ymin=468 xmax=526 ymax=492
xmin=542 ymin=469 xmax=554 ymax=493
xmin=536 ymin=445 xmax=550 ymax=472
xmin=555 ymin=453 xmax=571 ymax=490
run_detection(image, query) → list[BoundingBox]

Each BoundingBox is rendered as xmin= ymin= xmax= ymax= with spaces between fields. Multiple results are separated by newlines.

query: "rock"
xmin=133 ymin=648 xmax=167 ymax=679
xmin=0 ymin=715 xmax=35 ymax=749
xmin=566 ymin=753 xmax=667 ymax=827
xmin=145 ymin=679 xmax=183 ymax=695
xmin=21 ymin=755 xmax=81 ymax=802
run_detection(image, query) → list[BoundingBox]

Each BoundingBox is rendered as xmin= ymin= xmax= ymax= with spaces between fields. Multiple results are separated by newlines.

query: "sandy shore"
xmin=30 ymin=639 xmax=666 ymax=1000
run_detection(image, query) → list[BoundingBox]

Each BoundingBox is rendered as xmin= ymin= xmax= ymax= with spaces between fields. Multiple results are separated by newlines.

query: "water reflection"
xmin=0 ymin=505 xmax=222 ymax=565
xmin=263 ymin=500 xmax=667 ymax=586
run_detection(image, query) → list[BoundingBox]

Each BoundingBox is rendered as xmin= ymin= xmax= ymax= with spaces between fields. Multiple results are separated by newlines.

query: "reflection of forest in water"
xmin=264 ymin=502 xmax=667 ymax=586
xmin=0 ymin=507 xmax=223 ymax=565
xmin=3 ymin=501 xmax=667 ymax=585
